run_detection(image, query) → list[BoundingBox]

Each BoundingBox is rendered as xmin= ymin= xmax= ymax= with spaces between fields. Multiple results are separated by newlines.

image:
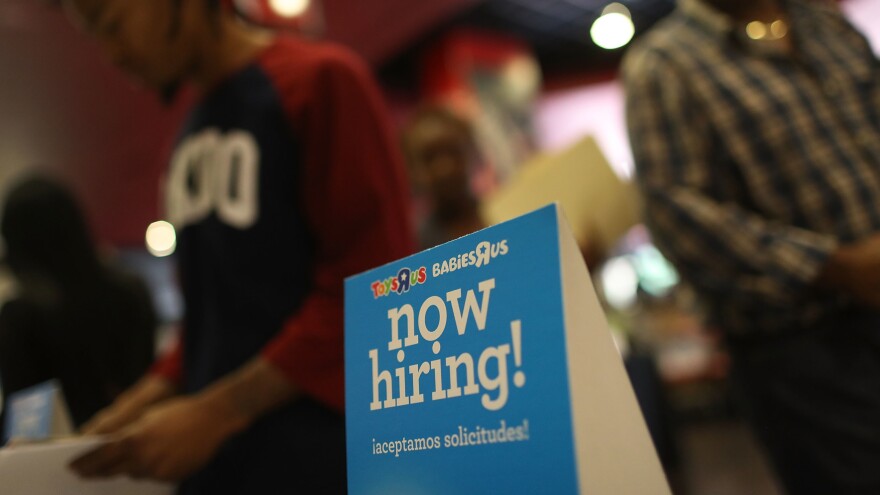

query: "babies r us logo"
xmin=371 ymin=267 xmax=428 ymax=298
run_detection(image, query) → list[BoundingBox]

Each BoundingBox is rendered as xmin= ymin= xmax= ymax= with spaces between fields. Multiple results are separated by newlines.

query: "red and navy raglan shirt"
xmin=150 ymin=36 xmax=413 ymax=440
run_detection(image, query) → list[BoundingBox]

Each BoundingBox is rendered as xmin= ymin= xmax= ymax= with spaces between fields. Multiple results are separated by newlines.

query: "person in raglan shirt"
xmin=61 ymin=0 xmax=415 ymax=493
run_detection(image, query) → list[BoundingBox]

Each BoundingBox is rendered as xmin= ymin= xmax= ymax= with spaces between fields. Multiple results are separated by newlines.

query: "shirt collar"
xmin=678 ymin=0 xmax=803 ymax=59
xmin=678 ymin=0 xmax=734 ymax=39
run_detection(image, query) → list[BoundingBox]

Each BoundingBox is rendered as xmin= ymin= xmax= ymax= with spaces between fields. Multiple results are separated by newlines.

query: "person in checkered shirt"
xmin=625 ymin=0 xmax=880 ymax=493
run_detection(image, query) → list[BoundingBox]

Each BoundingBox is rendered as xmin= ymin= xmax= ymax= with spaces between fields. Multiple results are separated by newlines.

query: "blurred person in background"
xmin=400 ymin=104 xmax=611 ymax=267
xmin=624 ymin=0 xmax=880 ymax=493
xmin=402 ymin=105 xmax=486 ymax=249
xmin=0 ymin=176 xmax=155 ymax=434
xmin=61 ymin=0 xmax=413 ymax=493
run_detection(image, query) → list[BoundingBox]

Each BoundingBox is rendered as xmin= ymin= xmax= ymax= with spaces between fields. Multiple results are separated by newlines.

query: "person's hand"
xmin=70 ymin=394 xmax=249 ymax=482
xmin=71 ymin=357 xmax=295 ymax=482
xmin=817 ymin=234 xmax=880 ymax=308
xmin=81 ymin=375 xmax=177 ymax=435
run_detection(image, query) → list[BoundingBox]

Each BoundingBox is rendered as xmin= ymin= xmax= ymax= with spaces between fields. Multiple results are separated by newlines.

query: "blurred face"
xmin=407 ymin=116 xmax=475 ymax=210
xmin=703 ymin=0 xmax=768 ymax=14
xmin=63 ymin=0 xmax=209 ymax=92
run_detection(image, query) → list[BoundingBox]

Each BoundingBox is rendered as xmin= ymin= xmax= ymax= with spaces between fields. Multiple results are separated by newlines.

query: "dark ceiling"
xmin=379 ymin=0 xmax=676 ymax=88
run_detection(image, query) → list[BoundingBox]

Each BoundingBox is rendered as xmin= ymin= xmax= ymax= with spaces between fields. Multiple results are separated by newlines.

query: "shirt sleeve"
xmin=149 ymin=336 xmax=183 ymax=386
xmin=261 ymin=45 xmax=415 ymax=412
xmin=623 ymin=48 xmax=837 ymax=308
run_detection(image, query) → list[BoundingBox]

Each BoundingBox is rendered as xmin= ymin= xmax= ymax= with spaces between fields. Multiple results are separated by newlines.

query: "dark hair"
xmin=1 ymin=176 xmax=101 ymax=289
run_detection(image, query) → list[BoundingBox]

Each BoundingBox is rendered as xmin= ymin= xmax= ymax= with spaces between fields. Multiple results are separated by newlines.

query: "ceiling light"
xmin=591 ymin=3 xmax=635 ymax=50
xmin=146 ymin=221 xmax=176 ymax=257
xmin=269 ymin=0 xmax=310 ymax=18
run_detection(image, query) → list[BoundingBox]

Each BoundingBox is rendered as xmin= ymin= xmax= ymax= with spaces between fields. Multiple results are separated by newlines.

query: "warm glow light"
xmin=601 ymin=256 xmax=639 ymax=310
xmin=146 ymin=221 xmax=176 ymax=257
xmin=591 ymin=4 xmax=635 ymax=50
xmin=746 ymin=21 xmax=767 ymax=40
xmin=269 ymin=0 xmax=310 ymax=17
xmin=770 ymin=20 xmax=788 ymax=38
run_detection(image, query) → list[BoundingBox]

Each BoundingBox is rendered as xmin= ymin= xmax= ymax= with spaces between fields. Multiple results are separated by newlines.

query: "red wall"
xmin=322 ymin=0 xmax=476 ymax=64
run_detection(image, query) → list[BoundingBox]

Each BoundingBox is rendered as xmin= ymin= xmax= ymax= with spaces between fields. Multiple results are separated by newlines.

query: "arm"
xmin=73 ymin=358 xmax=292 ymax=481
xmin=80 ymin=373 xmax=178 ymax=435
xmin=260 ymin=45 xmax=415 ymax=412
xmin=80 ymin=337 xmax=182 ymax=435
xmin=623 ymin=49 xmax=837 ymax=308
xmin=816 ymin=235 xmax=880 ymax=308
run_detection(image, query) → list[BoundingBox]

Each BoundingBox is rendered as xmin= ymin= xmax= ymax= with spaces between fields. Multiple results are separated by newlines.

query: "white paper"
xmin=481 ymin=136 xmax=641 ymax=253
xmin=0 ymin=437 xmax=173 ymax=495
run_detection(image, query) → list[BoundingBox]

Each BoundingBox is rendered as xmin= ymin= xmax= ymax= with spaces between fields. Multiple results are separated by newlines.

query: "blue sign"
xmin=347 ymin=205 xmax=599 ymax=494
xmin=4 ymin=381 xmax=63 ymax=442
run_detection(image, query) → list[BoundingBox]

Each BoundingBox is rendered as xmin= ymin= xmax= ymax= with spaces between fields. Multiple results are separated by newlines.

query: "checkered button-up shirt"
xmin=623 ymin=0 xmax=880 ymax=335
